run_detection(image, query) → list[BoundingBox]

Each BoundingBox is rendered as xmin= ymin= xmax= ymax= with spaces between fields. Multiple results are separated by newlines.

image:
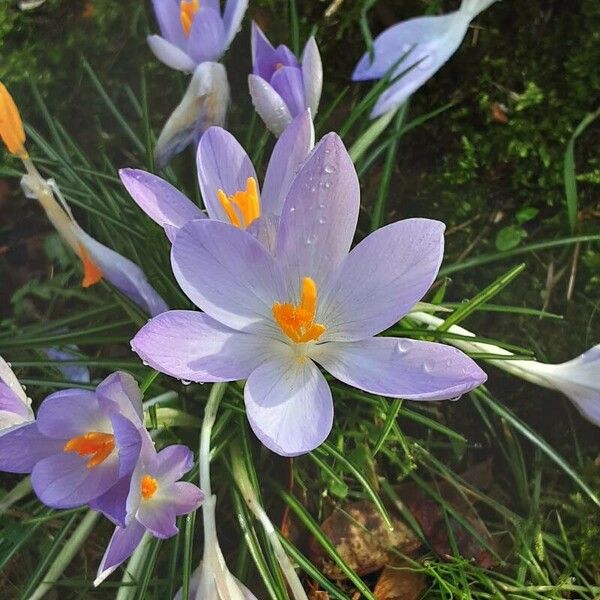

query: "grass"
xmin=0 ymin=0 xmax=599 ymax=598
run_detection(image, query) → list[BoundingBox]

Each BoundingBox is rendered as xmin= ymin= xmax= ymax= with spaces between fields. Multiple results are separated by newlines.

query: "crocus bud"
xmin=0 ymin=82 xmax=28 ymax=159
xmin=155 ymin=62 xmax=230 ymax=168
xmin=248 ymin=22 xmax=322 ymax=136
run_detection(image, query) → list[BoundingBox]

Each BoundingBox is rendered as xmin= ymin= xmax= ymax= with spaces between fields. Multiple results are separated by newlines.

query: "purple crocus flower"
xmin=120 ymin=110 xmax=314 ymax=247
xmin=94 ymin=441 xmax=203 ymax=586
xmin=148 ymin=0 xmax=248 ymax=73
xmin=352 ymin=0 xmax=499 ymax=118
xmin=0 ymin=356 xmax=34 ymax=433
xmin=0 ymin=372 xmax=144 ymax=509
xmin=131 ymin=133 xmax=487 ymax=456
xmin=249 ymin=22 xmax=322 ymax=136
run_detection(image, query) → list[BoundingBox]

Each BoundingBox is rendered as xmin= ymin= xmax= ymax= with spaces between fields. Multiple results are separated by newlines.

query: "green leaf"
xmin=495 ymin=225 xmax=526 ymax=251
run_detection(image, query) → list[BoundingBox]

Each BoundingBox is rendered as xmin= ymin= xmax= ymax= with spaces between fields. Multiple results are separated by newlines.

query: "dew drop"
xmin=305 ymin=234 xmax=316 ymax=245
xmin=444 ymin=358 xmax=452 ymax=367
xmin=22 ymin=385 xmax=27 ymax=391
xmin=181 ymin=379 xmax=192 ymax=386
xmin=289 ymin=206 xmax=296 ymax=213
xmin=423 ymin=360 xmax=435 ymax=373
xmin=323 ymin=164 xmax=335 ymax=174
xmin=318 ymin=216 xmax=327 ymax=224
xmin=6 ymin=362 xmax=11 ymax=368
xmin=396 ymin=340 xmax=410 ymax=354
xmin=318 ymin=202 xmax=326 ymax=209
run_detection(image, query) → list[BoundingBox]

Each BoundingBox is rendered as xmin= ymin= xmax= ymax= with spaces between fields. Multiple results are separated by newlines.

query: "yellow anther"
xmin=217 ymin=177 xmax=261 ymax=229
xmin=180 ymin=0 xmax=200 ymax=36
xmin=141 ymin=474 xmax=159 ymax=500
xmin=273 ymin=277 xmax=326 ymax=343
xmin=64 ymin=432 xmax=115 ymax=469
xmin=0 ymin=82 xmax=28 ymax=159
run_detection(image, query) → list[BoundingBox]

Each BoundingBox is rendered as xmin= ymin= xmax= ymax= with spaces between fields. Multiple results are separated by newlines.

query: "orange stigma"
xmin=180 ymin=0 xmax=200 ymax=36
xmin=274 ymin=62 xmax=284 ymax=71
xmin=78 ymin=244 xmax=103 ymax=288
xmin=217 ymin=177 xmax=261 ymax=229
xmin=141 ymin=474 xmax=159 ymax=500
xmin=273 ymin=277 xmax=326 ymax=343
xmin=64 ymin=432 xmax=115 ymax=469
xmin=0 ymin=82 xmax=28 ymax=159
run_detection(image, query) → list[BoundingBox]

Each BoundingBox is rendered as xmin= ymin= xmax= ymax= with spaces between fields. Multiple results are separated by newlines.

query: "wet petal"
xmin=187 ymin=6 xmax=226 ymax=63
xmin=151 ymin=0 xmax=185 ymax=47
xmin=301 ymin=37 xmax=322 ymax=115
xmin=94 ymin=520 xmax=146 ymax=586
xmin=276 ymin=133 xmax=359 ymax=291
xmin=270 ymin=65 xmax=306 ymax=118
xmin=0 ymin=422 xmax=62 ymax=473
xmin=132 ymin=310 xmax=278 ymax=382
xmin=196 ymin=127 xmax=257 ymax=221
xmin=120 ymin=168 xmax=204 ymax=243
xmin=248 ymin=74 xmax=292 ymax=136
xmin=0 ymin=380 xmax=32 ymax=422
xmin=261 ymin=109 xmax=314 ymax=215
xmin=244 ymin=349 xmax=333 ymax=456
xmin=321 ymin=219 xmax=445 ymax=341
xmin=96 ymin=371 xmax=144 ymax=426
xmin=312 ymin=337 xmax=487 ymax=400
xmin=171 ymin=219 xmax=284 ymax=332
xmin=223 ymin=0 xmax=248 ymax=48
xmin=147 ymin=35 xmax=196 ymax=72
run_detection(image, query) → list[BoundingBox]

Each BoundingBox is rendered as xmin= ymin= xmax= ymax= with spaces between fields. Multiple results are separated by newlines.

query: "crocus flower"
xmin=0 ymin=82 xmax=168 ymax=316
xmin=94 ymin=441 xmax=203 ymax=586
xmin=0 ymin=372 xmax=144 ymax=510
xmin=0 ymin=356 xmax=33 ymax=433
xmin=352 ymin=0 xmax=499 ymax=118
xmin=121 ymin=109 xmax=314 ymax=247
xmin=154 ymin=61 xmax=230 ymax=168
xmin=148 ymin=0 xmax=248 ymax=73
xmin=132 ymin=133 xmax=487 ymax=456
xmin=249 ymin=22 xmax=322 ymax=136
xmin=410 ymin=311 xmax=600 ymax=427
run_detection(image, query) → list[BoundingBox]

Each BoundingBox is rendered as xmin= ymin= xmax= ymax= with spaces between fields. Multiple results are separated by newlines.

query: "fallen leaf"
xmin=374 ymin=565 xmax=426 ymax=600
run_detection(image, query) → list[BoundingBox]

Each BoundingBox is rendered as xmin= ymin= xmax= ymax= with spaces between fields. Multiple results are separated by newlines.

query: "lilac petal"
xmin=251 ymin=21 xmax=276 ymax=79
xmin=110 ymin=410 xmax=143 ymax=479
xmin=261 ymin=110 xmax=314 ymax=215
xmin=147 ymin=35 xmax=196 ymax=73
xmin=270 ymin=66 xmax=306 ymax=118
xmin=171 ymin=219 xmax=285 ymax=332
xmin=187 ymin=7 xmax=226 ymax=64
xmin=32 ymin=451 xmax=120 ymax=508
xmin=301 ymin=37 xmax=323 ymax=116
xmin=36 ymin=389 xmax=104 ymax=439
xmin=132 ymin=310 xmax=277 ymax=382
xmin=74 ymin=227 xmax=168 ymax=317
xmin=257 ymin=44 xmax=301 ymax=81
xmin=155 ymin=444 xmax=194 ymax=482
xmin=275 ymin=133 xmax=360 ymax=292
xmin=89 ymin=475 xmax=131 ymax=527
xmin=0 ymin=381 xmax=32 ymax=420
xmin=196 ymin=127 xmax=257 ymax=221
xmin=0 ymin=422 xmax=62 ymax=473
xmin=248 ymin=74 xmax=293 ymax=136
xmin=321 ymin=219 xmax=445 ymax=341
xmin=119 ymin=169 xmax=204 ymax=243
xmin=96 ymin=371 xmax=144 ymax=426
xmin=244 ymin=350 xmax=334 ymax=456
xmin=312 ymin=337 xmax=487 ymax=400
xmin=223 ymin=0 xmax=248 ymax=48
xmin=166 ymin=481 xmax=204 ymax=514
xmin=94 ymin=520 xmax=146 ymax=586
xmin=151 ymin=0 xmax=185 ymax=48
xmin=246 ymin=214 xmax=279 ymax=254
xmin=136 ymin=501 xmax=178 ymax=539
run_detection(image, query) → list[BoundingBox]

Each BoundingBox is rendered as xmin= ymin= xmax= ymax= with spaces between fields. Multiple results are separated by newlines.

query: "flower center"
xmin=273 ymin=277 xmax=326 ymax=343
xmin=217 ymin=177 xmax=261 ymax=229
xmin=180 ymin=0 xmax=200 ymax=37
xmin=63 ymin=432 xmax=115 ymax=469
xmin=141 ymin=474 xmax=159 ymax=500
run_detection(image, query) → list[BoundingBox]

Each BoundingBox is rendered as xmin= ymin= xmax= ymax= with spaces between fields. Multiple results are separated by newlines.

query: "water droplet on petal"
xmin=318 ymin=217 xmax=327 ymax=224
xmin=181 ymin=379 xmax=192 ymax=386
xmin=396 ymin=340 xmax=410 ymax=354
xmin=323 ymin=164 xmax=335 ymax=174
xmin=289 ymin=206 xmax=296 ymax=213
xmin=305 ymin=234 xmax=316 ymax=245
xmin=423 ymin=360 xmax=435 ymax=373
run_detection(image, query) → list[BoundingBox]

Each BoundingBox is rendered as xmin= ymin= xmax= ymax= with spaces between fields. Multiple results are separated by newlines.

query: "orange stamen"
xmin=0 ymin=82 xmax=28 ymax=159
xmin=64 ymin=432 xmax=115 ymax=469
xmin=180 ymin=0 xmax=200 ymax=36
xmin=78 ymin=244 xmax=103 ymax=288
xmin=273 ymin=277 xmax=326 ymax=343
xmin=217 ymin=177 xmax=261 ymax=229
xmin=141 ymin=474 xmax=159 ymax=500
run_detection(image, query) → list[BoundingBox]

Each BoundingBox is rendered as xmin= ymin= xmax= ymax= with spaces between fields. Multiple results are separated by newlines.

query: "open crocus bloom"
xmin=148 ymin=0 xmax=248 ymax=72
xmin=0 ymin=356 xmax=34 ymax=433
xmin=121 ymin=110 xmax=314 ymax=245
xmin=249 ymin=22 xmax=322 ymax=136
xmin=0 ymin=372 xmax=143 ymax=509
xmin=154 ymin=62 xmax=230 ymax=168
xmin=94 ymin=441 xmax=203 ymax=586
xmin=132 ymin=133 xmax=487 ymax=456
xmin=352 ymin=0 xmax=498 ymax=118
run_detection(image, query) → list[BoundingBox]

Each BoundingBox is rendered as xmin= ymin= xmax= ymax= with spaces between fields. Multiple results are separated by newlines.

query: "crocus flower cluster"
xmin=131 ymin=131 xmax=487 ymax=456
xmin=249 ymin=22 xmax=322 ymax=136
xmin=352 ymin=0 xmax=499 ymax=117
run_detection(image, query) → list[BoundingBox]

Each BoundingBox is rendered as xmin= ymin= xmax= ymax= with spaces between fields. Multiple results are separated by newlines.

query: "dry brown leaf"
xmin=374 ymin=565 xmax=426 ymax=600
